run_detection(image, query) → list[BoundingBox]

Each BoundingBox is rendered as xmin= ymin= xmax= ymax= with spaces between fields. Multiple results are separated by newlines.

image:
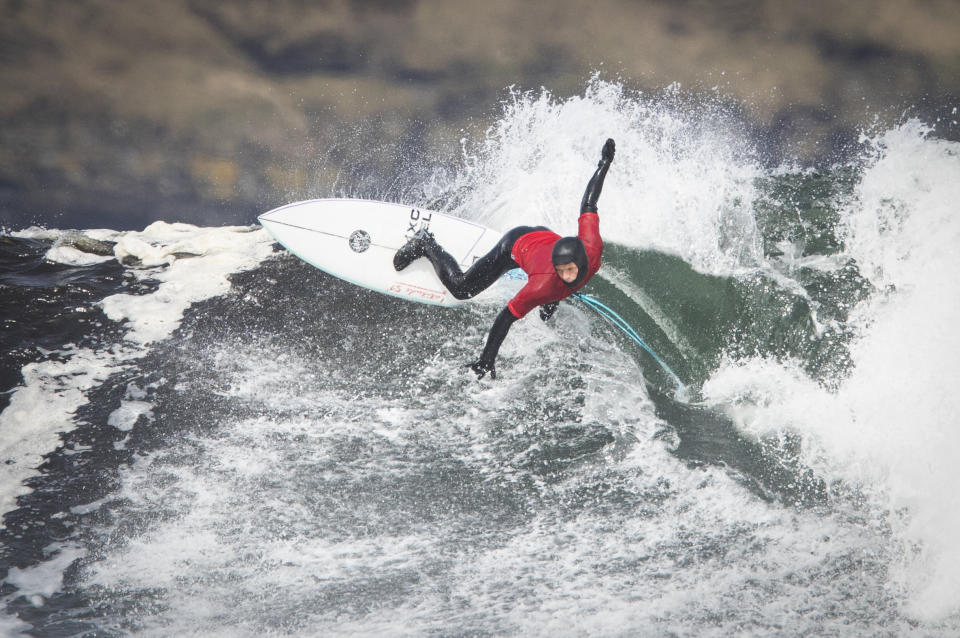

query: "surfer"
xmin=394 ymin=138 xmax=614 ymax=379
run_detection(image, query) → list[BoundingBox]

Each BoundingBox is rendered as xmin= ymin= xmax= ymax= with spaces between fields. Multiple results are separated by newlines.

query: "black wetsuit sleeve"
xmin=580 ymin=138 xmax=615 ymax=215
xmin=479 ymin=306 xmax=518 ymax=367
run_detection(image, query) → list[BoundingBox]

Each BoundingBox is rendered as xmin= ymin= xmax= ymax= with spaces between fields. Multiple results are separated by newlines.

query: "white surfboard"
xmin=258 ymin=198 xmax=521 ymax=306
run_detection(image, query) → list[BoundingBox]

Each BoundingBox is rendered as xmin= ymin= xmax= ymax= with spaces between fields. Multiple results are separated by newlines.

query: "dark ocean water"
xmin=2 ymin=82 xmax=960 ymax=636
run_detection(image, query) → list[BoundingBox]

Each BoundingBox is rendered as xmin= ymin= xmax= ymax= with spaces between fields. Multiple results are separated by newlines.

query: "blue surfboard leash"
xmin=572 ymin=293 xmax=686 ymax=395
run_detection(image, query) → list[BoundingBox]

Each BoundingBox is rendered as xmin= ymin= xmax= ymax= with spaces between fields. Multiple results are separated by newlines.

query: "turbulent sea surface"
xmin=2 ymin=82 xmax=960 ymax=636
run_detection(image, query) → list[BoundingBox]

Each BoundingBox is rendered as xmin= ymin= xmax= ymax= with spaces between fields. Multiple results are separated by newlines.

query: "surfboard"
xmin=258 ymin=198 xmax=520 ymax=306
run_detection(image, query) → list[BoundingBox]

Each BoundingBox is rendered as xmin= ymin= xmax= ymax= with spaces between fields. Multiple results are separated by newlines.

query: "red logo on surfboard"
xmin=390 ymin=281 xmax=447 ymax=302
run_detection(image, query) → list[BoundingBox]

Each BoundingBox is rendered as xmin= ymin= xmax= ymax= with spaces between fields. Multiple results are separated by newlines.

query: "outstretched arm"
xmin=466 ymin=306 xmax=518 ymax=379
xmin=580 ymin=138 xmax=615 ymax=215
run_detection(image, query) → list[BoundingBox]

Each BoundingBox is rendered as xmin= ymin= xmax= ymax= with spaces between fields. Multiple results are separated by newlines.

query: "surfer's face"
xmin=554 ymin=262 xmax=579 ymax=284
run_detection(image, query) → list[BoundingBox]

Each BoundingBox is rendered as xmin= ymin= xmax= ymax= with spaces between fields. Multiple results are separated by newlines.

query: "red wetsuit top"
xmin=507 ymin=212 xmax=602 ymax=318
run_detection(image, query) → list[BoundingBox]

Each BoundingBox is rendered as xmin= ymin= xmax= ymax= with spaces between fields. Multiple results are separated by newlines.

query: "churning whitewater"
xmin=2 ymin=81 xmax=960 ymax=636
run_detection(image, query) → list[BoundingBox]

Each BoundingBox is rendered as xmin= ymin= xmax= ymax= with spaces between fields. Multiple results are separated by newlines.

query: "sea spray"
xmin=444 ymin=79 xmax=765 ymax=275
xmin=704 ymin=120 xmax=960 ymax=621
xmin=837 ymin=121 xmax=960 ymax=620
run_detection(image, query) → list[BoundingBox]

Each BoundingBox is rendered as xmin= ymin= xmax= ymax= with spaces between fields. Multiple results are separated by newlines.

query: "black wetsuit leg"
xmin=424 ymin=225 xmax=547 ymax=300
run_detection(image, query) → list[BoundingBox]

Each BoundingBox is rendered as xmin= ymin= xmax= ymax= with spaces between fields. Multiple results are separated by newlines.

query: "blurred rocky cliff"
xmin=2 ymin=0 xmax=958 ymax=229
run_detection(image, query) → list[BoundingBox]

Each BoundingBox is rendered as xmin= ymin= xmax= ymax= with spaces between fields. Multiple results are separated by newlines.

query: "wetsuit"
xmin=400 ymin=138 xmax=614 ymax=379
xmin=507 ymin=216 xmax=602 ymax=318
xmin=466 ymin=206 xmax=603 ymax=379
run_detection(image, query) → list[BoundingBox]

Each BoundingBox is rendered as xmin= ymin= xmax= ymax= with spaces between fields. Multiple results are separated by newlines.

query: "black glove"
xmin=539 ymin=301 xmax=559 ymax=322
xmin=601 ymin=138 xmax=615 ymax=165
xmin=466 ymin=359 xmax=496 ymax=380
xmin=582 ymin=138 xmax=615 ymax=214
xmin=467 ymin=307 xmax=516 ymax=381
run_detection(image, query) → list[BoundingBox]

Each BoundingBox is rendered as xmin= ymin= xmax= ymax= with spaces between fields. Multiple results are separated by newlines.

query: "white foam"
xmin=100 ymin=222 xmax=276 ymax=344
xmin=834 ymin=122 xmax=960 ymax=621
xmin=12 ymin=222 xmax=277 ymax=343
xmin=107 ymin=400 xmax=153 ymax=432
xmin=0 ymin=348 xmax=124 ymax=518
xmin=703 ymin=121 xmax=960 ymax=622
xmin=43 ymin=245 xmax=114 ymax=266
xmin=10 ymin=227 xmax=72 ymax=242
xmin=0 ymin=612 xmax=31 ymax=636
xmin=4 ymin=544 xmax=86 ymax=601
xmin=12 ymin=227 xmax=122 ymax=265
xmin=1 ymin=543 xmax=88 ymax=635
xmin=448 ymin=79 xmax=764 ymax=275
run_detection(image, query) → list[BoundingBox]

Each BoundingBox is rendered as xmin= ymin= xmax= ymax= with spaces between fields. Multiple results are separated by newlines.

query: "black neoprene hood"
xmin=551 ymin=236 xmax=589 ymax=287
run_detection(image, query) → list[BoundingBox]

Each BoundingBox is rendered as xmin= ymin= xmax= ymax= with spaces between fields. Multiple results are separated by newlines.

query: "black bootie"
xmin=393 ymin=229 xmax=436 ymax=271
